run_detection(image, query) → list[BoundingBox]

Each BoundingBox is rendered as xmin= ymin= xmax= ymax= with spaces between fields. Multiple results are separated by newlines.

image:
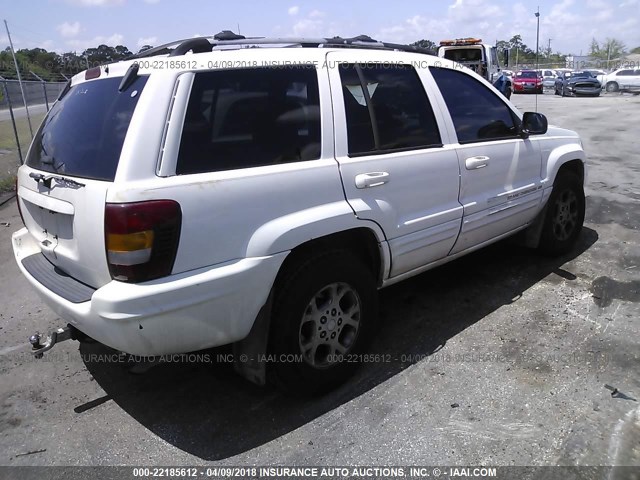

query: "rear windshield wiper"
xmin=29 ymin=173 xmax=85 ymax=189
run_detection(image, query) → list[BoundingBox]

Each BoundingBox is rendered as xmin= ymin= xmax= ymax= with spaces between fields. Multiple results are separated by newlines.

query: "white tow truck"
xmin=437 ymin=38 xmax=511 ymax=97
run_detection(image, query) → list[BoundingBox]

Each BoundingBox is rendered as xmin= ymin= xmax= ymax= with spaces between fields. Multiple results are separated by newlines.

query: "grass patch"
xmin=0 ymin=114 xmax=45 ymax=151
xmin=0 ymin=113 xmax=45 ymax=184
xmin=0 ymin=174 xmax=16 ymax=193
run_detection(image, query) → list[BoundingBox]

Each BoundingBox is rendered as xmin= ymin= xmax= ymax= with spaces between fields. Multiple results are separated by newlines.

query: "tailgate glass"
xmin=26 ymin=75 xmax=148 ymax=181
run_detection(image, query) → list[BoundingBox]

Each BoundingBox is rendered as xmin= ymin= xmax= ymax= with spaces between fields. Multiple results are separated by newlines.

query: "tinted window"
xmin=339 ymin=64 xmax=441 ymax=156
xmin=176 ymin=67 xmax=320 ymax=174
xmin=443 ymin=48 xmax=483 ymax=62
xmin=618 ymin=70 xmax=633 ymax=76
xmin=516 ymin=71 xmax=538 ymax=78
xmin=430 ymin=67 xmax=519 ymax=144
xmin=491 ymin=48 xmax=498 ymax=67
xmin=26 ymin=76 xmax=148 ymax=181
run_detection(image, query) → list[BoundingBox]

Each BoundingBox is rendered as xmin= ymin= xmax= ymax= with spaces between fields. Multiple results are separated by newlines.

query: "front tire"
xmin=538 ymin=172 xmax=585 ymax=255
xmin=269 ymin=250 xmax=377 ymax=395
xmin=606 ymin=82 xmax=619 ymax=93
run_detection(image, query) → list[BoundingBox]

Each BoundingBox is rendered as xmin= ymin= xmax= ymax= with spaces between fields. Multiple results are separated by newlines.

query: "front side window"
xmin=177 ymin=67 xmax=320 ymax=174
xmin=339 ymin=64 xmax=441 ymax=156
xmin=491 ymin=48 xmax=499 ymax=68
xmin=430 ymin=67 xmax=519 ymax=144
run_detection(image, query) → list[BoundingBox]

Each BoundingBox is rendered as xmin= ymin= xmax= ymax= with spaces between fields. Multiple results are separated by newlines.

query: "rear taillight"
xmin=105 ymin=200 xmax=182 ymax=283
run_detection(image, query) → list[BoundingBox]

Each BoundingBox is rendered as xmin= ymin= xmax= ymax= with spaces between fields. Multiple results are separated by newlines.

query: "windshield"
xmin=516 ymin=71 xmax=538 ymax=79
xmin=26 ymin=75 xmax=148 ymax=181
xmin=571 ymin=71 xmax=594 ymax=78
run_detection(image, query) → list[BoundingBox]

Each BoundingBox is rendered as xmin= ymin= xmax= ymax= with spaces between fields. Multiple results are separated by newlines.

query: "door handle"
xmin=465 ymin=156 xmax=490 ymax=170
xmin=355 ymin=172 xmax=390 ymax=189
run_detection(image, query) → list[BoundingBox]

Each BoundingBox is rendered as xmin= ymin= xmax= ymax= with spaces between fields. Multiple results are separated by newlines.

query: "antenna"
xmin=4 ymin=19 xmax=34 ymax=138
xmin=534 ymin=7 xmax=540 ymax=113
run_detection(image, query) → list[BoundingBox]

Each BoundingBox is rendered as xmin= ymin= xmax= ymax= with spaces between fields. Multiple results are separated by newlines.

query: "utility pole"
xmin=534 ymin=7 xmax=540 ymax=112
xmin=4 ymin=19 xmax=33 ymax=139
xmin=548 ymin=38 xmax=552 ymax=58
xmin=535 ymin=7 xmax=540 ymax=71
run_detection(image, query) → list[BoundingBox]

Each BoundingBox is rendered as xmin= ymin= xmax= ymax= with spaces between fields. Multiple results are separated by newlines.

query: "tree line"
xmin=1 ymin=36 xmax=637 ymax=82
xmin=0 ymin=44 xmax=153 ymax=82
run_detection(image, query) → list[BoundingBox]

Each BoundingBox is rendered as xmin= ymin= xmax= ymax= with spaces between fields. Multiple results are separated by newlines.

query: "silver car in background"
xmin=538 ymin=69 xmax=557 ymax=89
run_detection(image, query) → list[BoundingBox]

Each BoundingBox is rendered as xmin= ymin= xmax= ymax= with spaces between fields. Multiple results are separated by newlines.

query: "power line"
xmin=5 ymin=21 xmax=54 ymax=44
xmin=4 ymin=19 xmax=34 ymax=138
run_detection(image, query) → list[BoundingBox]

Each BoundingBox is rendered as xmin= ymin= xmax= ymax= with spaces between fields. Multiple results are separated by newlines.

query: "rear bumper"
xmin=12 ymin=227 xmax=286 ymax=356
xmin=514 ymin=83 xmax=542 ymax=92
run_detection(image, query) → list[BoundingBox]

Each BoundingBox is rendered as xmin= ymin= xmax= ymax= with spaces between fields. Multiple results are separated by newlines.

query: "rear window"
xmin=26 ymin=75 xmax=148 ymax=181
xmin=516 ymin=71 xmax=538 ymax=78
xmin=443 ymin=48 xmax=483 ymax=62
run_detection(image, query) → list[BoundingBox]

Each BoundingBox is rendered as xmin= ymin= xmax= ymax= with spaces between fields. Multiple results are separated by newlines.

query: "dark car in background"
xmin=513 ymin=70 xmax=543 ymax=94
xmin=555 ymin=71 xmax=601 ymax=97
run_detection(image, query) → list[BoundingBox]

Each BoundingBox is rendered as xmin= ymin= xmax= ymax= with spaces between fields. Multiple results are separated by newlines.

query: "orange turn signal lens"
xmin=107 ymin=231 xmax=154 ymax=252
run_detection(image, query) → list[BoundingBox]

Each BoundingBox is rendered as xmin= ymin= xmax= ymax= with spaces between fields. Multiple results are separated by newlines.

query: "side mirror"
xmin=521 ymin=112 xmax=548 ymax=137
xmin=503 ymin=49 xmax=509 ymax=67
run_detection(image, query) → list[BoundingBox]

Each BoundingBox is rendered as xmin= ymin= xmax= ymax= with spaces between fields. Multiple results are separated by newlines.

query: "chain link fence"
xmin=0 ymin=79 xmax=66 ymax=193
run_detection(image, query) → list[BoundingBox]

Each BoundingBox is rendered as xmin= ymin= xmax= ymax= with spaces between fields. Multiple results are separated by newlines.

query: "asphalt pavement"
xmin=0 ymin=92 xmax=638 ymax=471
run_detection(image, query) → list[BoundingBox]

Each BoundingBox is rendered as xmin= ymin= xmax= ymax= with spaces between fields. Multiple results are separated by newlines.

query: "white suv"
xmin=12 ymin=34 xmax=587 ymax=393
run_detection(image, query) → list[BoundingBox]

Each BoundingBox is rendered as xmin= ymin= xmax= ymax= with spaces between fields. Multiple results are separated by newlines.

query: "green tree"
xmin=83 ymin=44 xmax=133 ymax=66
xmin=60 ymin=51 xmax=87 ymax=76
xmin=631 ymin=46 xmax=640 ymax=54
xmin=509 ymin=34 xmax=523 ymax=50
xmin=411 ymin=39 xmax=437 ymax=51
xmin=589 ymin=37 xmax=626 ymax=60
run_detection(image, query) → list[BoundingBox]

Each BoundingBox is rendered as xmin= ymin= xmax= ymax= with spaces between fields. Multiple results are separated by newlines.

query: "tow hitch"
xmin=29 ymin=326 xmax=73 ymax=358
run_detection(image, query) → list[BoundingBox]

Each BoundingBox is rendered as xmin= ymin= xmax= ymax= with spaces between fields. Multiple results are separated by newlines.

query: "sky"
xmin=1 ymin=0 xmax=638 ymax=56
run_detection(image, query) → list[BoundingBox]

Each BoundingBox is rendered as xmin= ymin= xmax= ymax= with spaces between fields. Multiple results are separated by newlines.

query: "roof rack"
xmin=129 ymin=32 xmax=435 ymax=60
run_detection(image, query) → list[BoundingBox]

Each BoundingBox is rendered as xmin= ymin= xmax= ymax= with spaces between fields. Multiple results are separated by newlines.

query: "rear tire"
xmin=269 ymin=250 xmax=377 ymax=395
xmin=538 ymin=172 xmax=585 ymax=256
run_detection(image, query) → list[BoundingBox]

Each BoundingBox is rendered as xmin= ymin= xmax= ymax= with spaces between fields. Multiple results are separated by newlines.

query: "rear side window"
xmin=26 ymin=76 xmax=148 ymax=181
xmin=430 ymin=66 xmax=519 ymax=144
xmin=339 ymin=64 xmax=441 ymax=156
xmin=176 ymin=67 xmax=320 ymax=174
